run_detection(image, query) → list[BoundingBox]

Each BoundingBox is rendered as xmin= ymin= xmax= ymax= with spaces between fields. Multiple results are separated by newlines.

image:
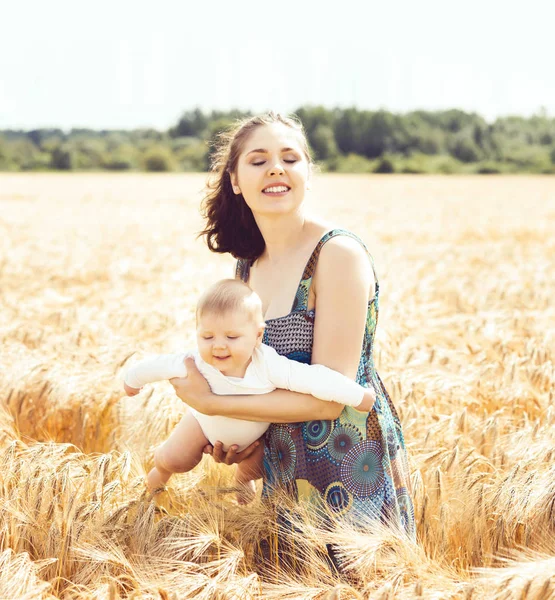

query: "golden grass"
xmin=0 ymin=172 xmax=554 ymax=598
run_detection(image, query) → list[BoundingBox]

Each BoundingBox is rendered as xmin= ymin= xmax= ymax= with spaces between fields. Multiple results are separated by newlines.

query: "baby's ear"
xmin=256 ymin=326 xmax=265 ymax=346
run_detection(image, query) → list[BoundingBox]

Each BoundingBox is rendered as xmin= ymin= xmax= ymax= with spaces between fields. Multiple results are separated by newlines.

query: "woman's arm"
xmin=310 ymin=234 xmax=375 ymax=403
xmin=171 ymin=362 xmax=343 ymax=421
xmin=171 ymin=235 xmax=374 ymax=422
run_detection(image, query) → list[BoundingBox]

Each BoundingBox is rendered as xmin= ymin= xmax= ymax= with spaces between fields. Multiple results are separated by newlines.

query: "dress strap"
xmin=291 ymin=228 xmax=379 ymax=314
xmin=236 ymin=230 xmax=378 ymax=315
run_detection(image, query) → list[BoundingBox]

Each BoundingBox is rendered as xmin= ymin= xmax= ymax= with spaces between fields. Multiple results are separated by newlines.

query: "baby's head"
xmin=196 ymin=279 xmax=265 ymax=377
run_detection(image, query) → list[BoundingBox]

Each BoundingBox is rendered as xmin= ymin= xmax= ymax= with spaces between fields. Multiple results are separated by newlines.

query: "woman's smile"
xmin=263 ymin=190 xmax=290 ymax=198
xmin=262 ymin=183 xmax=291 ymax=197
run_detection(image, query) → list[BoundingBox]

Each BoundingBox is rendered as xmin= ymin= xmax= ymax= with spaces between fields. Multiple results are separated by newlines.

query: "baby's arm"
xmin=124 ymin=353 xmax=189 ymax=396
xmin=263 ymin=346 xmax=375 ymax=410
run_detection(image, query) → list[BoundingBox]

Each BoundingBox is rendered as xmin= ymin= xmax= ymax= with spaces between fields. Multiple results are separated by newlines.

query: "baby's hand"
xmin=124 ymin=382 xmax=141 ymax=396
xmin=358 ymin=388 xmax=376 ymax=412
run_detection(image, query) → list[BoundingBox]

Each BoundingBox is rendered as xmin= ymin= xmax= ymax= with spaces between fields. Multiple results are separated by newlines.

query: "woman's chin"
xmin=257 ymin=201 xmax=303 ymax=217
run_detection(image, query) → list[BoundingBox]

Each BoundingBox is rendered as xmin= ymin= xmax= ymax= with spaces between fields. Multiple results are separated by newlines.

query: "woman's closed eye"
xmin=252 ymin=159 xmax=297 ymax=166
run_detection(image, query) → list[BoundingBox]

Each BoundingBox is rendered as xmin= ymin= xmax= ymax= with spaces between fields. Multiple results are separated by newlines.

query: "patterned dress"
xmin=236 ymin=229 xmax=415 ymax=539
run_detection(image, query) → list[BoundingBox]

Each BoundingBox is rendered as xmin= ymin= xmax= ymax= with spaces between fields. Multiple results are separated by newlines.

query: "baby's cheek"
xmin=198 ymin=346 xmax=211 ymax=363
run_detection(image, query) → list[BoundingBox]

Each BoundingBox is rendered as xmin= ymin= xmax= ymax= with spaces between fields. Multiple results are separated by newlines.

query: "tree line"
xmin=1 ymin=106 xmax=555 ymax=174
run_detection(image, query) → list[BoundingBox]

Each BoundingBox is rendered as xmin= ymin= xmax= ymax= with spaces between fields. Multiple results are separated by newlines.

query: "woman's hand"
xmin=169 ymin=356 xmax=216 ymax=414
xmin=203 ymin=439 xmax=261 ymax=465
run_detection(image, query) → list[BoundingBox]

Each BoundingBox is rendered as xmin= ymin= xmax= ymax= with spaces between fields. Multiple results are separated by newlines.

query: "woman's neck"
xmin=254 ymin=212 xmax=308 ymax=263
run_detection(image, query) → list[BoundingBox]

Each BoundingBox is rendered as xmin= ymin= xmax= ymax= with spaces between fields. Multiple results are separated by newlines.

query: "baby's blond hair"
xmin=196 ymin=279 xmax=264 ymax=326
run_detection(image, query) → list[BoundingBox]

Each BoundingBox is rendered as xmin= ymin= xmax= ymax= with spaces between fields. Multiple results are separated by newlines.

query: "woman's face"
xmin=230 ymin=123 xmax=311 ymax=218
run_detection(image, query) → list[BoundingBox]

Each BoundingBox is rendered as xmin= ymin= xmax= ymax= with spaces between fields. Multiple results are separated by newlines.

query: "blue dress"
xmin=236 ymin=229 xmax=415 ymax=539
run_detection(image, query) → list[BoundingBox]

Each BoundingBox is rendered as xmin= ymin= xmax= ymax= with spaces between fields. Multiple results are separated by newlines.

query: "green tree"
xmin=0 ymin=136 xmax=14 ymax=170
xmin=143 ymin=146 xmax=177 ymax=172
xmin=295 ymin=106 xmax=335 ymax=135
xmin=310 ymin=124 xmax=339 ymax=161
xmin=449 ymin=131 xmax=482 ymax=163
xmin=360 ymin=111 xmax=402 ymax=158
xmin=333 ymin=108 xmax=363 ymax=155
xmin=75 ymin=139 xmax=107 ymax=170
xmin=172 ymin=137 xmax=209 ymax=171
xmin=103 ymin=144 xmax=138 ymax=170
xmin=375 ymin=157 xmax=395 ymax=173
xmin=11 ymin=139 xmax=42 ymax=170
xmin=328 ymin=153 xmax=375 ymax=173
xmin=51 ymin=143 xmax=75 ymax=170
xmin=403 ymin=113 xmax=445 ymax=154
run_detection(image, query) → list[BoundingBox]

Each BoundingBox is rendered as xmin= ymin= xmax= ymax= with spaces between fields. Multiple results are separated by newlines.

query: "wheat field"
xmin=0 ymin=172 xmax=554 ymax=599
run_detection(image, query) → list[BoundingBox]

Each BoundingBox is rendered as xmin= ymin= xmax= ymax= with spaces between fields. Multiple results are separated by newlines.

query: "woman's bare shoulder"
xmin=315 ymin=232 xmax=375 ymax=297
xmin=319 ymin=231 xmax=369 ymax=266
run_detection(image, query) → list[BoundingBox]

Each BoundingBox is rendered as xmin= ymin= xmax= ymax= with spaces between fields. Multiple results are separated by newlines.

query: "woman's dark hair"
xmin=199 ymin=112 xmax=314 ymax=261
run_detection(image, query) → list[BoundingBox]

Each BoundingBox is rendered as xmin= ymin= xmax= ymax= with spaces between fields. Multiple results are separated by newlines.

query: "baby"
xmin=124 ymin=279 xmax=375 ymax=503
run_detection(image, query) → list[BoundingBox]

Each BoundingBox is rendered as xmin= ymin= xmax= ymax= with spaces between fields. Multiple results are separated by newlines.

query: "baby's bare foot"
xmin=236 ymin=480 xmax=256 ymax=505
xmin=146 ymin=484 xmax=167 ymax=502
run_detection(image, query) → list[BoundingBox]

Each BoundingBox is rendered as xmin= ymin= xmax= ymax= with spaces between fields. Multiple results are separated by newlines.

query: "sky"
xmin=1 ymin=0 xmax=554 ymax=130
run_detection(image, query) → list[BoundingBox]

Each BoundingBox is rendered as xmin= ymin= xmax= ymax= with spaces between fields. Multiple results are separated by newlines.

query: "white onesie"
xmin=125 ymin=344 xmax=365 ymax=451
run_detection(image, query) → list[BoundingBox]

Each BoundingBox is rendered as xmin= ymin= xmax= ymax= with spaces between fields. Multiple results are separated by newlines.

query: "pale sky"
xmin=1 ymin=0 xmax=554 ymax=130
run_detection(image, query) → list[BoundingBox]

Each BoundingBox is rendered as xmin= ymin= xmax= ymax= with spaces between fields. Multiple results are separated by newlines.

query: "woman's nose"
xmin=268 ymin=162 xmax=285 ymax=175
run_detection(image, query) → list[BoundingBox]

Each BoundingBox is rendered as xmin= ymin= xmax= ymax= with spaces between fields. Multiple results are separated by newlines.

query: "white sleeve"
xmin=262 ymin=346 xmax=364 ymax=407
xmin=124 ymin=353 xmax=188 ymax=388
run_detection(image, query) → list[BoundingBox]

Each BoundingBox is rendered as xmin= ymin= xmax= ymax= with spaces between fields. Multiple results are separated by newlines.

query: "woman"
xmin=170 ymin=112 xmax=415 ymax=542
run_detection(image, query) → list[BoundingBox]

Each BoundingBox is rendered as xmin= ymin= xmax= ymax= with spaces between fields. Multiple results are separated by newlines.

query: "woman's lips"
xmin=262 ymin=189 xmax=290 ymax=197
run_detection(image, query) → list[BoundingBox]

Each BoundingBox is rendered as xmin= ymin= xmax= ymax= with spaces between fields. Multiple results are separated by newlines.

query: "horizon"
xmin=1 ymin=104 xmax=552 ymax=134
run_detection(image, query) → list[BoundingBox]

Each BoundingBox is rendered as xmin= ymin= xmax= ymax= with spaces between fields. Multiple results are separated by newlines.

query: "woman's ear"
xmin=229 ymin=171 xmax=241 ymax=195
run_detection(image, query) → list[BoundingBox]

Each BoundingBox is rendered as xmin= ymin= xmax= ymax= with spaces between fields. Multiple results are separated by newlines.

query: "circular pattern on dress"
xmin=324 ymin=482 xmax=353 ymax=515
xmin=305 ymin=446 xmax=330 ymax=464
xmin=269 ymin=427 xmax=297 ymax=483
xmin=303 ymin=420 xmax=332 ymax=451
xmin=396 ymin=487 xmax=415 ymax=537
xmin=327 ymin=425 xmax=363 ymax=464
xmin=341 ymin=440 xmax=385 ymax=497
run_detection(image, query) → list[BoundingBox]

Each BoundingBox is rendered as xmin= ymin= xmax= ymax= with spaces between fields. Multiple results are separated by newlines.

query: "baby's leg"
xmin=234 ymin=441 xmax=264 ymax=505
xmin=148 ymin=410 xmax=208 ymax=492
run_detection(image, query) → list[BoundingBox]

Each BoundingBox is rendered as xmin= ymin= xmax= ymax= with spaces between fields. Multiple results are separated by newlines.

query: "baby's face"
xmin=196 ymin=309 xmax=264 ymax=377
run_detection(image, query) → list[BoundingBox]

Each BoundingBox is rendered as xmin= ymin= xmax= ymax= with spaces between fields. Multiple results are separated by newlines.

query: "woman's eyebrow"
xmin=246 ymin=147 xmax=296 ymax=156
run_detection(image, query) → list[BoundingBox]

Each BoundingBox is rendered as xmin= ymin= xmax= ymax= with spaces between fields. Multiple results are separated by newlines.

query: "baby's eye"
xmin=202 ymin=336 xmax=213 ymax=340
xmin=227 ymin=336 xmax=239 ymax=340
